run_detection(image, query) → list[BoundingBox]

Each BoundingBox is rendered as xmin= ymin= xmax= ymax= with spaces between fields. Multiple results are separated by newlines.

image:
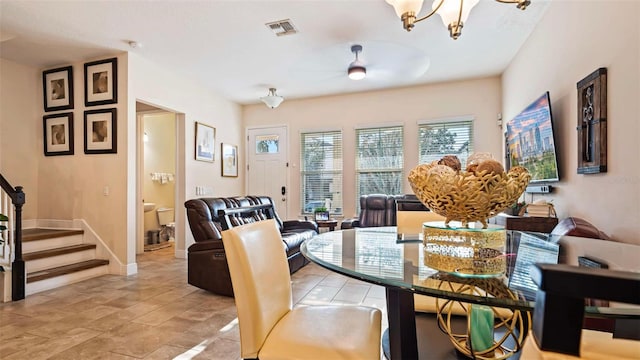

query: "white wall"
xmin=244 ymin=77 xmax=503 ymax=218
xmin=128 ymin=53 xmax=244 ymax=260
xmin=0 ymin=59 xmax=40 ymax=220
xmin=503 ymin=1 xmax=640 ymax=244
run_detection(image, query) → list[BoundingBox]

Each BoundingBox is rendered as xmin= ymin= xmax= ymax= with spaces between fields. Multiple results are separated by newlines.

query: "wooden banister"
xmin=0 ymin=173 xmax=26 ymax=301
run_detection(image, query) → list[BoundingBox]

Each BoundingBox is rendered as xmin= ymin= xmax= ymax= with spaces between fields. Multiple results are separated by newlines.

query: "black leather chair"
xmin=340 ymin=194 xmax=397 ymax=229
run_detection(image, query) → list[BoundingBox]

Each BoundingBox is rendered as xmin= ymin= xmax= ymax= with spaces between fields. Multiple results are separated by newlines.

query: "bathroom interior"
xmin=141 ymin=111 xmax=177 ymax=251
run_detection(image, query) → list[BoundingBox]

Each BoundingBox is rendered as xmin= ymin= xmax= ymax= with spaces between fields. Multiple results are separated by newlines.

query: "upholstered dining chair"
xmin=221 ymin=219 xmax=382 ymax=360
xmin=521 ymin=263 xmax=640 ymax=359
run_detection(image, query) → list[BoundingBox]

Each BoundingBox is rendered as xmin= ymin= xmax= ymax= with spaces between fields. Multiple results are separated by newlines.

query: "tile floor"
xmin=0 ymin=245 xmax=388 ymax=359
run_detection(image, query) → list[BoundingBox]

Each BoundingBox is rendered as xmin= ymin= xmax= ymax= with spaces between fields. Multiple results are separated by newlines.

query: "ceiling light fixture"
xmin=260 ymin=88 xmax=284 ymax=109
xmin=348 ymin=45 xmax=366 ymax=80
xmin=385 ymin=0 xmax=530 ymax=40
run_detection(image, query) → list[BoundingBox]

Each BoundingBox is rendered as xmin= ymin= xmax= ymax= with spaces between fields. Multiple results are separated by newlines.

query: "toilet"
xmin=156 ymin=207 xmax=175 ymax=241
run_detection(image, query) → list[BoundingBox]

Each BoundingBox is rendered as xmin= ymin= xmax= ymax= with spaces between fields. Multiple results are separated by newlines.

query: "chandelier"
xmin=385 ymin=0 xmax=531 ymax=40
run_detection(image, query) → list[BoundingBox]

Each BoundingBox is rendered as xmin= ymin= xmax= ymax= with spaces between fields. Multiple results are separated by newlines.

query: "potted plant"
xmin=313 ymin=207 xmax=329 ymax=221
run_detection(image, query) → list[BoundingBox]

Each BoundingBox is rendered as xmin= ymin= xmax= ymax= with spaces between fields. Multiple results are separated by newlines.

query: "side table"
xmin=316 ymin=220 xmax=338 ymax=232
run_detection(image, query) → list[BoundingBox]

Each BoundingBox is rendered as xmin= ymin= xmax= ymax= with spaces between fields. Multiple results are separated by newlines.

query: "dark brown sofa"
xmin=185 ymin=195 xmax=318 ymax=296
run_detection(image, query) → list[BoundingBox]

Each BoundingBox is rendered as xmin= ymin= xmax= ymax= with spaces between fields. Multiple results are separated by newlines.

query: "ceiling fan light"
xmin=348 ymin=63 xmax=367 ymax=80
xmin=260 ymin=88 xmax=284 ymax=109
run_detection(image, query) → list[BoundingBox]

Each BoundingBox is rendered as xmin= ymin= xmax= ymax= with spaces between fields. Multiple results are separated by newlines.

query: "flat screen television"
xmin=505 ymin=91 xmax=560 ymax=183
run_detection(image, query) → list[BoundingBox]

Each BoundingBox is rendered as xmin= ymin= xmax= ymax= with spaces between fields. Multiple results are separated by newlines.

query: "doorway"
xmin=136 ymin=102 xmax=178 ymax=256
xmin=247 ymin=125 xmax=289 ymax=218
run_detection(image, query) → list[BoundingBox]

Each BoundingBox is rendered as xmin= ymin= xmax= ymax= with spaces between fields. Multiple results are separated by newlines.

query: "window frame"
xmin=299 ymin=130 xmax=343 ymax=215
xmin=418 ymin=116 xmax=474 ymax=168
xmin=355 ymin=125 xmax=404 ymax=211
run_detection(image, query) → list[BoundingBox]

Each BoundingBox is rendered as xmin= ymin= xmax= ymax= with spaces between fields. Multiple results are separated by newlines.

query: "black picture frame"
xmin=43 ymin=66 xmax=74 ymax=112
xmin=43 ymin=112 xmax=74 ymax=156
xmin=84 ymin=108 xmax=117 ymax=154
xmin=84 ymin=57 xmax=118 ymax=106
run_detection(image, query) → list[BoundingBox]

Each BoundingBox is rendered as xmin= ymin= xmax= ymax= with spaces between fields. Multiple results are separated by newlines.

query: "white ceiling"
xmin=0 ymin=0 xmax=550 ymax=105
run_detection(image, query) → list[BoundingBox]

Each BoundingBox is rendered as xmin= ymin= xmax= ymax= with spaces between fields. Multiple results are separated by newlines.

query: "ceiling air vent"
xmin=265 ymin=19 xmax=298 ymax=37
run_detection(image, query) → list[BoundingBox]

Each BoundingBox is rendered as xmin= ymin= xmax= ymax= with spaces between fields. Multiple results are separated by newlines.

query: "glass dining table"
xmin=300 ymin=226 xmax=638 ymax=360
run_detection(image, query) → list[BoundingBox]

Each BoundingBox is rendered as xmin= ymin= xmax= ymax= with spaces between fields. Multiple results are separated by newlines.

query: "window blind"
xmin=300 ymin=131 xmax=343 ymax=215
xmin=355 ymin=126 xmax=404 ymax=210
xmin=419 ymin=120 xmax=474 ymax=167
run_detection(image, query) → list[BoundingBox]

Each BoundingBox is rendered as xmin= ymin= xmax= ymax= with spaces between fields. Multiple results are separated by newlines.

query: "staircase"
xmin=23 ymin=228 xmax=109 ymax=295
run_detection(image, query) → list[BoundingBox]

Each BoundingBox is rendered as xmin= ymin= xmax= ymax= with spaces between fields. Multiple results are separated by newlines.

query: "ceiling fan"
xmin=289 ymin=41 xmax=430 ymax=84
xmin=348 ymin=44 xmax=367 ymax=80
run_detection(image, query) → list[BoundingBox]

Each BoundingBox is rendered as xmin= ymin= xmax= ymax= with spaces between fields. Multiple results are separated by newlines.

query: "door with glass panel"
xmin=247 ymin=126 xmax=288 ymax=219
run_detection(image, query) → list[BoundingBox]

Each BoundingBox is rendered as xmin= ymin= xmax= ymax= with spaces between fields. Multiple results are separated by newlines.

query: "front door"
xmin=247 ymin=126 xmax=288 ymax=219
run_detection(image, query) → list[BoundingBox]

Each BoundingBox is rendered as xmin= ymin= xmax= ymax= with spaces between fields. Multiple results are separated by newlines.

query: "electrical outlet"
xmin=103 ymin=186 xmax=109 ymax=196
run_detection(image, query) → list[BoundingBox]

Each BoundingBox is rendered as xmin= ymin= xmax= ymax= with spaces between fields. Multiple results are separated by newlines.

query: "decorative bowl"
xmin=408 ymin=161 xmax=531 ymax=228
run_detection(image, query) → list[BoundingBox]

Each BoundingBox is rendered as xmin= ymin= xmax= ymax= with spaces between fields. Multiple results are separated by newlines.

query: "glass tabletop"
xmin=301 ymin=226 xmax=640 ymax=317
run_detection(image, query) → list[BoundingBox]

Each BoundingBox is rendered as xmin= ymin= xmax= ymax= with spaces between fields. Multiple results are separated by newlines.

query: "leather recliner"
xmin=340 ymin=194 xmax=397 ymax=229
xmin=184 ymin=195 xmax=318 ymax=296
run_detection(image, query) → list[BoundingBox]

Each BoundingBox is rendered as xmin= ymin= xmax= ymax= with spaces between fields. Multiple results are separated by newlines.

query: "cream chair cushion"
xmin=521 ymin=329 xmax=640 ymax=359
xmin=396 ymin=210 xmax=445 ymax=235
xmin=260 ymin=305 xmax=382 ymax=360
xmin=222 ymin=219 xmax=382 ymax=360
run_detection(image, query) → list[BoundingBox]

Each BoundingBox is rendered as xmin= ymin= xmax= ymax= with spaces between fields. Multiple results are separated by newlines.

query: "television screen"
xmin=506 ymin=92 xmax=560 ymax=183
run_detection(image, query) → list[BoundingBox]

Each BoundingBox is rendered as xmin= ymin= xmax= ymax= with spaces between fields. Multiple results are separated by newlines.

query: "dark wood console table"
xmin=489 ymin=213 xmax=558 ymax=233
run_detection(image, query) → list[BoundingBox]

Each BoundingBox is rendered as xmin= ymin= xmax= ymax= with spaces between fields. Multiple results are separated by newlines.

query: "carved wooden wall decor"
xmin=576 ymin=68 xmax=607 ymax=174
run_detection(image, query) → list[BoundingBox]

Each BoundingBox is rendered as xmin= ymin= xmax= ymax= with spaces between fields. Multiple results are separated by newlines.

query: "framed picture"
xmin=221 ymin=143 xmax=238 ymax=177
xmin=195 ymin=122 xmax=215 ymax=162
xmin=84 ymin=108 xmax=117 ymax=154
xmin=577 ymin=67 xmax=607 ymax=174
xmin=314 ymin=211 xmax=330 ymax=221
xmin=43 ymin=112 xmax=74 ymax=156
xmin=43 ymin=66 xmax=74 ymax=112
xmin=84 ymin=57 xmax=117 ymax=106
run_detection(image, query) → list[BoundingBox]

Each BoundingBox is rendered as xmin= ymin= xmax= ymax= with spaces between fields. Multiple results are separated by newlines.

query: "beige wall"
xmin=244 ymin=77 xmax=503 ymax=218
xmin=142 ymin=112 xmax=176 ymax=234
xmin=0 ymin=59 xmax=40 ymax=219
xmin=503 ymin=1 xmax=640 ymax=244
xmin=129 ymin=53 xmax=244 ymax=258
xmin=0 ymin=54 xmax=130 ymax=266
xmin=36 ymin=53 xmax=130 ymax=264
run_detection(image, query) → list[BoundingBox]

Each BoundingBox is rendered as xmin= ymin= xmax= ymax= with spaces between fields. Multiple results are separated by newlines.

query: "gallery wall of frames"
xmin=42 ymin=57 xmax=118 ymax=156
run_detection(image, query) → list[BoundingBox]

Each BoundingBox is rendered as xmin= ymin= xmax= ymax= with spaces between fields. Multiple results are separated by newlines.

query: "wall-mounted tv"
xmin=505 ymin=91 xmax=560 ymax=183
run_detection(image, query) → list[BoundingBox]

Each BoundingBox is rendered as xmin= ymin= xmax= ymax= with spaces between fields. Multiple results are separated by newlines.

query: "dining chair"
xmin=520 ymin=263 xmax=640 ymax=359
xmin=221 ymin=219 xmax=382 ymax=360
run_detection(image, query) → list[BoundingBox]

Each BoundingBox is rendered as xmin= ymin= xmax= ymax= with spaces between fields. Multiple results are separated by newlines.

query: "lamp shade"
xmin=260 ymin=88 xmax=284 ymax=109
xmin=434 ymin=0 xmax=479 ymax=26
xmin=386 ymin=0 xmax=423 ymax=17
xmin=348 ymin=61 xmax=367 ymax=80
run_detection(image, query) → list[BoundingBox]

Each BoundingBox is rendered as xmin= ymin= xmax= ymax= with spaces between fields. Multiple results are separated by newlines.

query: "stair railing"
xmin=0 ymin=173 xmax=26 ymax=301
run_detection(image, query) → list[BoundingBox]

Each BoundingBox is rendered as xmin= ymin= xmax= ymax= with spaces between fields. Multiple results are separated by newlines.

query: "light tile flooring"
xmin=0 ymin=245 xmax=388 ymax=359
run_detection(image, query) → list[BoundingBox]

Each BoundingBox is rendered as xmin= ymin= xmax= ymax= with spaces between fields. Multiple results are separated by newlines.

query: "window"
xmin=419 ymin=119 xmax=474 ymax=168
xmin=300 ymin=131 xmax=343 ymax=215
xmin=356 ymin=126 xmax=404 ymax=210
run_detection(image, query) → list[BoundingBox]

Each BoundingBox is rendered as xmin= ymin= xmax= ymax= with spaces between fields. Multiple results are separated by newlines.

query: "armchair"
xmin=340 ymin=194 xmax=398 ymax=229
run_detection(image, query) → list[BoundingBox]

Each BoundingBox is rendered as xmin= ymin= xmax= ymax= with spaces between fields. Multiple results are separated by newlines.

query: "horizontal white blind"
xmin=419 ymin=120 xmax=473 ymax=167
xmin=356 ymin=126 xmax=404 ymax=210
xmin=300 ymin=131 xmax=343 ymax=215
